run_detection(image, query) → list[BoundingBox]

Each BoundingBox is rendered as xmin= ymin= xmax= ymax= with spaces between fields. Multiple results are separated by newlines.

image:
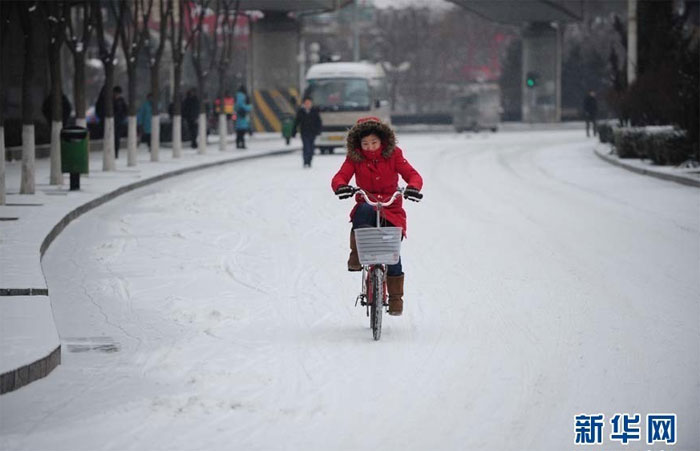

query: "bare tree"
xmin=190 ymin=0 xmax=220 ymax=154
xmin=145 ymin=0 xmax=172 ymax=162
xmin=119 ymin=0 xmax=153 ymax=166
xmin=18 ymin=1 xmax=38 ymax=194
xmin=40 ymin=0 xmax=68 ymax=185
xmin=64 ymin=0 xmax=94 ymax=128
xmin=374 ymin=7 xmax=511 ymax=113
xmin=0 ymin=2 xmax=9 ymax=204
xmin=64 ymin=1 xmax=92 ymax=128
xmin=94 ymin=0 xmax=126 ymax=171
xmin=215 ymin=0 xmax=238 ymax=152
xmin=169 ymin=0 xmax=187 ymax=158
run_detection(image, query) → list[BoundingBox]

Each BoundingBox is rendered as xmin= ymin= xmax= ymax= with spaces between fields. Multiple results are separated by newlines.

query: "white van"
xmin=304 ymin=62 xmax=390 ymax=154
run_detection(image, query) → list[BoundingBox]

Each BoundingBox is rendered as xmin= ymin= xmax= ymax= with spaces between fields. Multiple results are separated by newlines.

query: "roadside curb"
xmin=0 ymin=145 xmax=299 ymax=394
xmin=594 ymin=146 xmax=700 ymax=188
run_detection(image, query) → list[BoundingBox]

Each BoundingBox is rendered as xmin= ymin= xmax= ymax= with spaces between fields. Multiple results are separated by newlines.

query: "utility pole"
xmin=627 ymin=0 xmax=637 ymax=85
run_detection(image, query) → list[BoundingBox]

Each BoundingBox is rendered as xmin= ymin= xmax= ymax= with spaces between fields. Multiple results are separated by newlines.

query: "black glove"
xmin=334 ymin=185 xmax=354 ymax=200
xmin=404 ymin=186 xmax=423 ymax=202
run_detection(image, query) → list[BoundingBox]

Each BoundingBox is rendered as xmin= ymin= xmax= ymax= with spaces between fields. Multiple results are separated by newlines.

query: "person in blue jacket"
xmin=235 ymin=86 xmax=252 ymax=149
xmin=137 ymin=93 xmax=153 ymax=150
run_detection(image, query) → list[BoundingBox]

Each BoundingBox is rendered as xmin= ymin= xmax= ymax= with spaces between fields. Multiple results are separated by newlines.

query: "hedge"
xmin=611 ymin=126 xmax=692 ymax=165
xmin=648 ymin=129 xmax=692 ymax=165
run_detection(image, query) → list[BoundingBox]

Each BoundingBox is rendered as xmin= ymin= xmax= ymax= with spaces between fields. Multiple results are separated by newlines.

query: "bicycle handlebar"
xmin=350 ymin=187 xmax=404 ymax=208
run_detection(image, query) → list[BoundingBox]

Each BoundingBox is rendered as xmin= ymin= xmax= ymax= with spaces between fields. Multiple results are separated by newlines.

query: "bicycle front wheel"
xmin=369 ymin=267 xmax=384 ymax=341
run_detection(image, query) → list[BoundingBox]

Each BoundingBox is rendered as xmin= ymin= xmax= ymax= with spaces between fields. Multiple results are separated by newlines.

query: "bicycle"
xmin=346 ymin=187 xmax=411 ymax=341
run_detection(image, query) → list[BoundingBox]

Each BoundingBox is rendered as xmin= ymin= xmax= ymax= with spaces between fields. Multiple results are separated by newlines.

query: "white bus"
xmin=303 ymin=62 xmax=390 ymax=154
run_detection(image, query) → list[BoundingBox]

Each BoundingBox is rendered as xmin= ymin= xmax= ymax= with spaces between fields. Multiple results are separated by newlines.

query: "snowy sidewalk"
xmin=594 ymin=143 xmax=700 ymax=188
xmin=0 ymin=134 xmax=301 ymax=393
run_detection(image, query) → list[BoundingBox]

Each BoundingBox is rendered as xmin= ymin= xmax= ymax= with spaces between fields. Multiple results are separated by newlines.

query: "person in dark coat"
xmin=293 ymin=96 xmax=322 ymax=168
xmin=42 ymin=93 xmax=72 ymax=126
xmin=583 ymin=90 xmax=598 ymax=137
xmin=182 ymin=88 xmax=200 ymax=148
xmin=112 ymin=86 xmax=128 ymax=158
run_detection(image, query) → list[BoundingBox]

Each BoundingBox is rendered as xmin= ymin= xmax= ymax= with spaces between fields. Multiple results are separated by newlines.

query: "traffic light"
xmin=525 ymin=71 xmax=539 ymax=88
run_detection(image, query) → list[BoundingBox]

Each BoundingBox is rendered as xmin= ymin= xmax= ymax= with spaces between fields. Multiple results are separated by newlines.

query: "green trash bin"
xmin=281 ymin=114 xmax=294 ymax=145
xmin=60 ymin=126 xmax=89 ymax=190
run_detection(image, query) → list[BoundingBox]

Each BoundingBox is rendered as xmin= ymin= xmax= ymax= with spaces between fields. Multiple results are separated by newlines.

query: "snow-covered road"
xmin=2 ymin=130 xmax=698 ymax=450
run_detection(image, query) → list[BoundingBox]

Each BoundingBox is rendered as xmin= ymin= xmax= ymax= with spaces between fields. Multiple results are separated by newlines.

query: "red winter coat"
xmin=331 ymin=145 xmax=422 ymax=236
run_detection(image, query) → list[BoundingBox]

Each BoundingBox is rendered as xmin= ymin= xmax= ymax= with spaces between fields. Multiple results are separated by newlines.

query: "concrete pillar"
xmin=248 ymin=12 xmax=300 ymax=93
xmin=521 ymin=22 xmax=562 ymax=123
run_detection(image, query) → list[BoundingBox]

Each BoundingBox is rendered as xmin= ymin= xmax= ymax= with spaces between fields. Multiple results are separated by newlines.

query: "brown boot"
xmin=387 ymin=274 xmax=404 ymax=316
xmin=348 ymin=230 xmax=362 ymax=271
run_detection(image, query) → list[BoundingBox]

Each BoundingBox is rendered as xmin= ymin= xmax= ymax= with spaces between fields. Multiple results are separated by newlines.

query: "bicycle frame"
xmin=350 ymin=188 xmax=404 ymax=340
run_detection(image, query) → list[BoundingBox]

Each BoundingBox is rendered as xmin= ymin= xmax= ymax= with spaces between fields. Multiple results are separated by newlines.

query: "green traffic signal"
xmin=525 ymin=71 xmax=538 ymax=88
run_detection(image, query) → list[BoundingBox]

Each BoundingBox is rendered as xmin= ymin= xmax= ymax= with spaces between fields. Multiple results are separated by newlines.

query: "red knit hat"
xmin=356 ymin=116 xmax=382 ymax=124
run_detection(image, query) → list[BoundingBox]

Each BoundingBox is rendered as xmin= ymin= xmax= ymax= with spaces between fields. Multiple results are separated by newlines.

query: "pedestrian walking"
xmin=293 ymin=96 xmax=322 ymax=168
xmin=137 ymin=93 xmax=153 ymax=150
xmin=182 ymin=88 xmax=200 ymax=148
xmin=583 ymin=90 xmax=598 ymax=137
xmin=112 ymin=86 xmax=128 ymax=158
xmin=41 ymin=92 xmax=73 ymax=126
xmin=235 ymin=86 xmax=252 ymax=149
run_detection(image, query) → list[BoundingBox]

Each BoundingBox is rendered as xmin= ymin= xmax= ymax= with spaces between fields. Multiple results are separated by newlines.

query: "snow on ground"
xmin=1 ymin=130 xmax=698 ymax=450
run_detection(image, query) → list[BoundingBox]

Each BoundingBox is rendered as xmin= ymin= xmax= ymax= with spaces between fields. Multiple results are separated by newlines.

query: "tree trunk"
xmin=74 ymin=55 xmax=87 ymax=127
xmin=197 ymin=77 xmax=206 ymax=154
xmin=21 ymin=125 xmax=36 ymax=194
xmin=150 ymin=65 xmax=160 ymax=161
xmin=0 ymin=5 xmax=5 ymax=205
xmin=128 ymin=116 xmax=138 ymax=166
xmin=49 ymin=45 xmax=63 ymax=185
xmin=20 ymin=7 xmax=35 ymax=194
xmin=127 ymin=66 xmax=138 ymax=166
xmin=102 ymin=68 xmax=116 ymax=171
xmin=198 ymin=113 xmax=206 ymax=154
xmin=172 ymin=63 xmax=183 ymax=158
xmin=218 ymin=114 xmax=227 ymax=151
xmin=218 ymin=66 xmax=227 ymax=151
xmin=172 ymin=115 xmax=182 ymax=158
xmin=151 ymin=116 xmax=160 ymax=161
xmin=0 ymin=126 xmax=5 ymax=205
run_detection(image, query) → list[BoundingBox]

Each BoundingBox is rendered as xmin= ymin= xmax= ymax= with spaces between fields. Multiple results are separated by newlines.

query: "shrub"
xmin=613 ymin=128 xmax=646 ymax=158
xmin=648 ymin=129 xmax=692 ymax=165
xmin=598 ymin=122 xmax=614 ymax=144
xmin=613 ymin=126 xmax=693 ymax=165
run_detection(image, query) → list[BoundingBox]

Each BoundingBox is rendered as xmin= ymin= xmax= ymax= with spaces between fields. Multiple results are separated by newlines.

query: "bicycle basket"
xmin=354 ymin=227 xmax=402 ymax=265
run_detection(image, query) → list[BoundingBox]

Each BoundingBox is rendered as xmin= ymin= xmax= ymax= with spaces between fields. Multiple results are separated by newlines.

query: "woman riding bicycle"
xmin=331 ymin=116 xmax=423 ymax=316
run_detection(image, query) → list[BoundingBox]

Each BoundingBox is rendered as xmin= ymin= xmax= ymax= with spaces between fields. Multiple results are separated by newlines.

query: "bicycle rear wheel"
xmin=369 ymin=267 xmax=384 ymax=341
